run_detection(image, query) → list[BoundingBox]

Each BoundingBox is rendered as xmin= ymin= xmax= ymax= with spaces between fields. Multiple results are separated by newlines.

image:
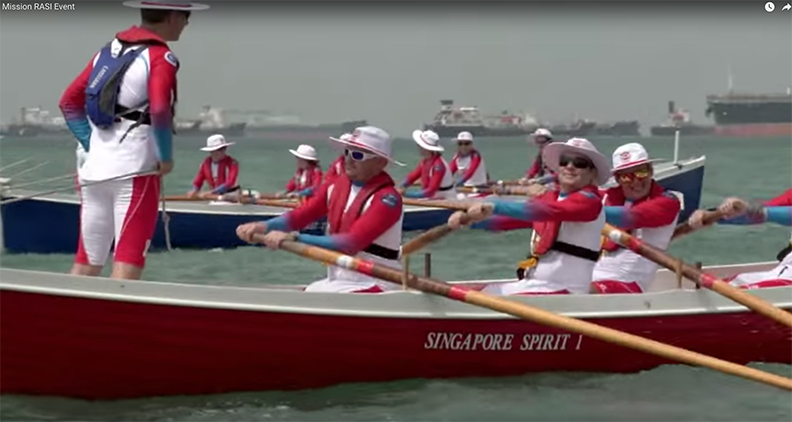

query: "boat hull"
xmin=0 ymin=158 xmax=705 ymax=254
xmin=0 ymin=263 xmax=789 ymax=400
xmin=713 ymin=123 xmax=792 ymax=138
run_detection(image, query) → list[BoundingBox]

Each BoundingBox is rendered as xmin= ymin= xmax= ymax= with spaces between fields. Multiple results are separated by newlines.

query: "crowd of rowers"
xmin=186 ymin=127 xmax=792 ymax=296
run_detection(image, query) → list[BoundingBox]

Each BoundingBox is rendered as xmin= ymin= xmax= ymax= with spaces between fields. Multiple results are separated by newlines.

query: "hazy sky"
xmin=1 ymin=1 xmax=790 ymax=136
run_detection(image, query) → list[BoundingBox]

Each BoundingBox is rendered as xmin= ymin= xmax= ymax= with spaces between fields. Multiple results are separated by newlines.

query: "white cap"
xmin=200 ymin=134 xmax=235 ymax=151
xmin=456 ymin=131 xmax=473 ymax=142
xmin=611 ymin=143 xmax=663 ymax=173
xmin=411 ymin=129 xmax=444 ymax=152
xmin=289 ymin=144 xmax=318 ymax=161
xmin=330 ymin=126 xmax=405 ymax=166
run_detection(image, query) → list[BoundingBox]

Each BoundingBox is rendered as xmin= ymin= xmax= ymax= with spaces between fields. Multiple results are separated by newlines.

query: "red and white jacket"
xmin=593 ymin=182 xmax=681 ymax=291
xmin=281 ymin=171 xmax=404 ymax=292
xmin=401 ymin=154 xmax=457 ymax=199
xmin=324 ymin=155 xmax=345 ymax=185
xmin=450 ymin=149 xmax=488 ymax=187
xmin=285 ymin=165 xmax=323 ymax=194
xmin=191 ymin=155 xmax=239 ymax=193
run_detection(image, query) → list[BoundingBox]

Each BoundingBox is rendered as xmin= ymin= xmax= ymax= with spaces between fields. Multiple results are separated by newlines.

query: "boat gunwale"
xmin=0 ymin=156 xmax=706 ymax=216
xmin=1 ymin=260 xmax=789 ymax=320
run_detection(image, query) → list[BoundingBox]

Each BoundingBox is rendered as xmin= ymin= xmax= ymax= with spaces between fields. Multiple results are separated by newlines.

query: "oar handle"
xmin=603 ymin=224 xmax=792 ymax=328
xmin=252 ymin=236 xmax=792 ymax=392
xmin=672 ymin=209 xmax=728 ymax=240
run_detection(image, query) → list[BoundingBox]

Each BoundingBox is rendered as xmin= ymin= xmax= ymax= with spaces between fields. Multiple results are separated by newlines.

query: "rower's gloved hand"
xmin=717 ymin=197 xmax=749 ymax=219
xmin=236 ymin=222 xmax=268 ymax=244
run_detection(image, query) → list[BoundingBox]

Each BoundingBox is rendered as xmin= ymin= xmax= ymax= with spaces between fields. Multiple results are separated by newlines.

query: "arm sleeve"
xmin=764 ymin=189 xmax=792 ymax=206
xmin=491 ymin=191 xmax=603 ymax=222
xmin=58 ymin=58 xmax=94 ymax=151
xmin=262 ymin=183 xmax=331 ymax=232
xmin=407 ymin=162 xmax=444 ymax=198
xmin=191 ymin=163 xmax=205 ymax=191
xmin=718 ymin=206 xmax=791 ymax=226
xmin=471 ymin=216 xmax=534 ymax=231
xmin=148 ymin=46 xmax=177 ymax=163
xmin=605 ymin=194 xmax=681 ymax=229
xmin=401 ymin=164 xmax=422 ymax=187
xmin=296 ymin=190 xmax=403 ymax=254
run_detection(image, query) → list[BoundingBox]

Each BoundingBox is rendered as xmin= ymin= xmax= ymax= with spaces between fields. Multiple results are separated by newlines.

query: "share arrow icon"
xmin=783 ymin=3 xmax=792 ymax=10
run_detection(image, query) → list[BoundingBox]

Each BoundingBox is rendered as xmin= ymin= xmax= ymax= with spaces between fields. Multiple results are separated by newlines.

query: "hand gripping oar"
xmin=397 ymin=199 xmax=792 ymax=328
xmin=602 ymin=223 xmax=792 ymax=328
xmin=671 ymin=209 xmax=729 ymax=241
xmin=250 ymin=236 xmax=792 ymax=391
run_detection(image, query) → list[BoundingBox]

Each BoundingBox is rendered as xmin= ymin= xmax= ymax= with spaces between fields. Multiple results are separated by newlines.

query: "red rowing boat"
xmin=1 ymin=262 xmax=790 ymax=400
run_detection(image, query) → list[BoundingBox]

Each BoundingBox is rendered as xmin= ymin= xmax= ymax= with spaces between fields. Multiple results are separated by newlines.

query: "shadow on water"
xmin=2 ymin=364 xmax=790 ymax=421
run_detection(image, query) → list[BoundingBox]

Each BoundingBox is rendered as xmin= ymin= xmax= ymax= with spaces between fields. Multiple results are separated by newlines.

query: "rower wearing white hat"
xmin=282 ymin=144 xmax=324 ymax=198
xmin=449 ymin=138 xmax=610 ymax=295
xmin=237 ymin=126 xmax=407 ymax=294
xmin=398 ymin=130 xmax=457 ymax=200
xmin=521 ymin=128 xmax=556 ymax=184
xmin=187 ymin=134 xmax=240 ymax=199
xmin=325 ymin=133 xmax=352 ymax=185
xmin=59 ymin=0 xmax=208 ymax=281
xmin=449 ymin=131 xmax=490 ymax=190
xmin=592 ymin=143 xmax=681 ymax=294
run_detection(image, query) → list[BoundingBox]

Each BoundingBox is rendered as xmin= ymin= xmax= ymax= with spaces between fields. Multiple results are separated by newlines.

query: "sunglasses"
xmin=559 ymin=154 xmax=593 ymax=169
xmin=457 ymin=141 xmax=472 ymax=146
xmin=616 ymin=167 xmax=651 ymax=184
xmin=345 ymin=148 xmax=378 ymax=161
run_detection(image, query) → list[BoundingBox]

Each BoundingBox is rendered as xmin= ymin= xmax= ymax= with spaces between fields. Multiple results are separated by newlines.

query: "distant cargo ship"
xmin=591 ymin=120 xmax=641 ymax=137
xmin=705 ymin=89 xmax=792 ymax=137
xmin=422 ymin=99 xmax=539 ymax=137
xmin=422 ymin=99 xmax=606 ymax=139
xmin=651 ymin=101 xmax=714 ymax=137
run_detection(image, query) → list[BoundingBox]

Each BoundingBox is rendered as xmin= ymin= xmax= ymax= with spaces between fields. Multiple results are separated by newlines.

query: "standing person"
xmin=187 ymin=134 xmax=240 ymax=198
xmin=58 ymin=0 xmax=208 ymax=280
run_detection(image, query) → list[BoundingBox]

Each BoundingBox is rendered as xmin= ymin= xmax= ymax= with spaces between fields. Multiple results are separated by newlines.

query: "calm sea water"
xmin=1 ymin=134 xmax=790 ymax=421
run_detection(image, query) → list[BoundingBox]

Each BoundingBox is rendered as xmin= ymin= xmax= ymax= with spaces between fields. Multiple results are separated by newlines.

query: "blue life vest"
xmin=84 ymin=40 xmax=150 ymax=129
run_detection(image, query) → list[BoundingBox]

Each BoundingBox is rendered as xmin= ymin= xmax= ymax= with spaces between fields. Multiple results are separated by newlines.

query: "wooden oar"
xmin=163 ymin=194 xmax=299 ymax=208
xmin=672 ymin=209 xmax=729 ymax=240
xmin=251 ymin=236 xmax=792 ymax=391
xmin=401 ymin=216 xmax=470 ymax=256
xmin=396 ymin=199 xmax=792 ymax=328
xmin=602 ymin=223 xmax=792 ymax=328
